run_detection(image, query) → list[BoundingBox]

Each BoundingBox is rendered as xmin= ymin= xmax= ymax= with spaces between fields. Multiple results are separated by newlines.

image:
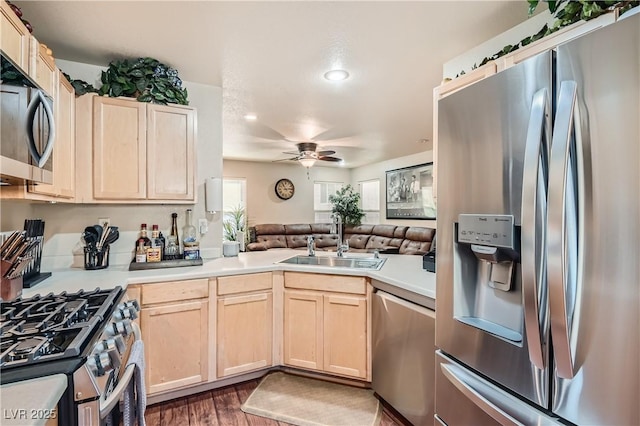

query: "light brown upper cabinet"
xmin=76 ymin=94 xmax=196 ymax=203
xmin=0 ymin=0 xmax=30 ymax=73
xmin=28 ymin=37 xmax=56 ymax=98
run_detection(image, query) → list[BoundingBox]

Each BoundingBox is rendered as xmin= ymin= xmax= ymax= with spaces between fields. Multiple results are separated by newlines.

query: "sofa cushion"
xmin=310 ymin=223 xmax=332 ymax=234
xmin=399 ymin=226 xmax=435 ymax=254
xmin=254 ymin=224 xmax=286 ymax=235
xmin=257 ymin=235 xmax=287 ymax=249
xmin=405 ymin=226 xmax=435 ymax=242
xmin=314 ymin=234 xmax=339 ymax=248
xmin=285 ymin=224 xmax=312 ymax=235
xmin=389 ymin=238 xmax=404 ymax=248
xmin=365 ymin=235 xmax=392 ymax=250
xmin=286 ymin=234 xmax=309 ymax=248
xmin=347 ymin=234 xmax=370 ymax=249
xmin=344 ymin=224 xmax=375 ymax=236
xmin=371 ymin=225 xmax=396 ymax=238
xmin=246 ymin=242 xmax=267 ymax=251
xmin=393 ymin=226 xmax=408 ymax=238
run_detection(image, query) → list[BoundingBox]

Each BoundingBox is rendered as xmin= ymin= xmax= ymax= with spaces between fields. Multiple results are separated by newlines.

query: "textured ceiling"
xmin=15 ymin=1 xmax=531 ymax=168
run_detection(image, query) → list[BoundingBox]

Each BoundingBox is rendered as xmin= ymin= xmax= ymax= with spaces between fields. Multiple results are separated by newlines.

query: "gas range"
xmin=0 ymin=287 xmax=141 ymax=425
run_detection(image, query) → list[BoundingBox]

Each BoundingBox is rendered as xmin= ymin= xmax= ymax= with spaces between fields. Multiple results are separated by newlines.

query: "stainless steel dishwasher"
xmin=372 ymin=289 xmax=436 ymax=426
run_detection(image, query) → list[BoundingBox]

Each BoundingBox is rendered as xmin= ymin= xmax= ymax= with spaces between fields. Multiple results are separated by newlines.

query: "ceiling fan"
xmin=277 ymin=142 xmax=343 ymax=168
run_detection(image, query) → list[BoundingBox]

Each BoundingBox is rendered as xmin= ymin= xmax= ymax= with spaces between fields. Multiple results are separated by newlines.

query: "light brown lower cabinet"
xmin=217 ymin=291 xmax=273 ymax=377
xmin=283 ymin=290 xmax=323 ymax=371
xmin=141 ymin=300 xmax=209 ymax=394
xmin=284 ymin=285 xmax=369 ymax=380
xmin=137 ymin=279 xmax=209 ymax=395
xmin=323 ymin=294 xmax=367 ymax=378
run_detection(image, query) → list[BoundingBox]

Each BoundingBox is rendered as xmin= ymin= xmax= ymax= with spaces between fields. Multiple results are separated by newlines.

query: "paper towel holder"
xmin=205 ymin=177 xmax=222 ymax=213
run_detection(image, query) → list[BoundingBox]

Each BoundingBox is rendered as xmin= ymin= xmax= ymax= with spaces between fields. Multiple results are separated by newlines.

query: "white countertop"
xmin=23 ymin=249 xmax=436 ymax=302
xmin=0 ymin=374 xmax=67 ymax=425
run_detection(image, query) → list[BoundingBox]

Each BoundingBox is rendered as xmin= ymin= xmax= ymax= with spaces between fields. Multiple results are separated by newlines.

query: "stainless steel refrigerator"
xmin=435 ymin=11 xmax=639 ymax=426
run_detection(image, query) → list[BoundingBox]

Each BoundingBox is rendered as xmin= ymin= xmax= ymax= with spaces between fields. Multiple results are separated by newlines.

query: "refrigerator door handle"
xmin=440 ymin=363 xmax=524 ymax=426
xmin=548 ymin=80 xmax=583 ymax=379
xmin=520 ymin=88 xmax=550 ymax=371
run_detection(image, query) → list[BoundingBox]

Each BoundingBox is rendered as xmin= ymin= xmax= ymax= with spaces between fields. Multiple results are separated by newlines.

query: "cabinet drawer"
xmin=284 ymin=272 xmax=366 ymax=295
xmin=217 ymin=272 xmax=272 ymax=296
xmin=141 ymin=278 xmax=208 ymax=305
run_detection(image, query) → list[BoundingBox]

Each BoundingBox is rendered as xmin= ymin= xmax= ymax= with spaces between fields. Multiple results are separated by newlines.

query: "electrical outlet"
xmin=198 ymin=219 xmax=208 ymax=235
xmin=98 ymin=217 xmax=110 ymax=227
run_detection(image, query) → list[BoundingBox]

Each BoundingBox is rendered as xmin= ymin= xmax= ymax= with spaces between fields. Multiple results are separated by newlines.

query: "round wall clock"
xmin=275 ymin=178 xmax=295 ymax=200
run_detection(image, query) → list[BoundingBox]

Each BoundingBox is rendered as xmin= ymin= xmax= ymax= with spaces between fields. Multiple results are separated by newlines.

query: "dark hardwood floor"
xmin=145 ymin=378 xmax=406 ymax=426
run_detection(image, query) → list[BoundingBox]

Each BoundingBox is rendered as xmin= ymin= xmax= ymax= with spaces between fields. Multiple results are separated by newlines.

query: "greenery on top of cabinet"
xmin=457 ymin=0 xmax=639 ymax=77
xmin=63 ymin=57 xmax=189 ymax=105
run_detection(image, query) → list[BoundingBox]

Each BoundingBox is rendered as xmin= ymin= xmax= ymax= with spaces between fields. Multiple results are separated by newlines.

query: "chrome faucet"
xmin=307 ymin=235 xmax=316 ymax=257
xmin=331 ymin=213 xmax=348 ymax=257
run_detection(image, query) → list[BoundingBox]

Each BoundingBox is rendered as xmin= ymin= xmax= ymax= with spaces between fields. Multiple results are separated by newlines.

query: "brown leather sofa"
xmin=247 ymin=223 xmax=435 ymax=255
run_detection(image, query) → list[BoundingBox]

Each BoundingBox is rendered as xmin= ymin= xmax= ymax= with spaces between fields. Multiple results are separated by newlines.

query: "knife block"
xmin=1 ymin=260 xmax=23 ymax=301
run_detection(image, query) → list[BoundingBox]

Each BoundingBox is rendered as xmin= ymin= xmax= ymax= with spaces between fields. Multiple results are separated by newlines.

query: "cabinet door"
xmin=28 ymin=37 xmax=56 ymax=98
xmin=323 ymin=294 xmax=368 ymax=379
xmin=141 ymin=300 xmax=208 ymax=395
xmin=30 ymin=71 xmax=75 ymax=198
xmin=146 ymin=104 xmax=195 ymax=201
xmin=93 ymin=97 xmax=146 ymax=199
xmin=217 ymin=292 xmax=273 ymax=377
xmin=283 ymin=290 xmax=323 ymax=371
xmin=0 ymin=1 xmax=30 ymax=72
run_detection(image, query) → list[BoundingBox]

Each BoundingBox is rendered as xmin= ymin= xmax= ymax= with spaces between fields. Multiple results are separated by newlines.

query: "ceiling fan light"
xmin=324 ymin=69 xmax=349 ymax=81
xmin=299 ymin=158 xmax=317 ymax=168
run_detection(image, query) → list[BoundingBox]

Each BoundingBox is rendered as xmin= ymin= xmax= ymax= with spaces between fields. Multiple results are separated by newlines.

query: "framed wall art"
xmin=385 ymin=162 xmax=436 ymax=220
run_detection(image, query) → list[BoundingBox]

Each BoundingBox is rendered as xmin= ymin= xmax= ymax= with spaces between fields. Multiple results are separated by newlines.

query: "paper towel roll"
xmin=205 ymin=177 xmax=222 ymax=213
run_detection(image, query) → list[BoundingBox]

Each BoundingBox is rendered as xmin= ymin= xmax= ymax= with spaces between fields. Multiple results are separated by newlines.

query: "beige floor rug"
xmin=241 ymin=372 xmax=382 ymax=426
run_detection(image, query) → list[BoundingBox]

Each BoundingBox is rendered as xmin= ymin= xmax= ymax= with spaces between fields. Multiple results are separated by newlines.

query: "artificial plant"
xmin=329 ymin=184 xmax=365 ymax=226
xmin=223 ymin=205 xmax=247 ymax=242
xmin=98 ymin=57 xmax=188 ymax=105
xmin=459 ymin=0 xmax=638 ymax=76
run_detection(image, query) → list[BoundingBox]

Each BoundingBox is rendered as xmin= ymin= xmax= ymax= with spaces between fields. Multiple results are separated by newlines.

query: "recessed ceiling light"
xmin=244 ymin=114 xmax=257 ymax=121
xmin=324 ymin=69 xmax=350 ymax=81
xmin=418 ymin=138 xmax=430 ymax=144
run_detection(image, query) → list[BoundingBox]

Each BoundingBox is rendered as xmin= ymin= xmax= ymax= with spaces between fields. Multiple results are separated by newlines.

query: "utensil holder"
xmin=1 ymin=260 xmax=22 ymax=301
xmin=84 ymin=245 xmax=110 ymax=270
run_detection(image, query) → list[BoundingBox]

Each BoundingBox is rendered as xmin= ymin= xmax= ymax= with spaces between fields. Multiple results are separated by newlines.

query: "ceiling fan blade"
xmin=272 ymin=156 xmax=299 ymax=162
xmin=318 ymin=156 xmax=342 ymax=162
xmin=317 ymin=150 xmax=336 ymax=156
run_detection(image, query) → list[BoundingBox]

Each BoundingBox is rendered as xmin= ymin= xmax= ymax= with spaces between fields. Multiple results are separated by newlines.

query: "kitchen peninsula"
xmin=5 ymin=249 xmax=435 ymax=420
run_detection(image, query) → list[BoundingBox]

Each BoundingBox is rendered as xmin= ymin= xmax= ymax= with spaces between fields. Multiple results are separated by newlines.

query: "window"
xmin=314 ymin=181 xmax=343 ymax=223
xmin=359 ymin=179 xmax=380 ymax=224
xmin=222 ymin=178 xmax=246 ymax=239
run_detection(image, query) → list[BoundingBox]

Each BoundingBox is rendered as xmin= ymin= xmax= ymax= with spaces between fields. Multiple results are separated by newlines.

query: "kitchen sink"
xmin=279 ymin=255 xmax=386 ymax=270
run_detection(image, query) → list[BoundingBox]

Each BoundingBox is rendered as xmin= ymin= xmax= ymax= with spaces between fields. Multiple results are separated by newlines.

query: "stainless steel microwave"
xmin=1 ymin=53 xmax=55 ymax=185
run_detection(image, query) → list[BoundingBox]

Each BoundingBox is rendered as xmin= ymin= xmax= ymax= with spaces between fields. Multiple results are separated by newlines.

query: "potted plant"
xmin=329 ymin=184 xmax=365 ymax=226
xmin=222 ymin=205 xmax=247 ymax=256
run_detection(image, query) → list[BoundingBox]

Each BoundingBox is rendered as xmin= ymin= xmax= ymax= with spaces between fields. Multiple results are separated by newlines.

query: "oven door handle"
xmin=99 ymin=322 xmax=142 ymax=418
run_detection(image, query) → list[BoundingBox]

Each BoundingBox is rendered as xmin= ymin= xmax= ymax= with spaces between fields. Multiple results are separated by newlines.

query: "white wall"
xmin=0 ymin=60 xmax=224 ymax=268
xmin=350 ymin=150 xmax=436 ymax=229
xmin=443 ymin=9 xmax=553 ymax=79
xmin=223 ymin=160 xmax=351 ymax=226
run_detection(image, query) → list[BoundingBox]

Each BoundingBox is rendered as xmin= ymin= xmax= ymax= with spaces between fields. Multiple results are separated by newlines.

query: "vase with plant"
xmin=222 ymin=205 xmax=247 ymax=256
xmin=329 ymin=184 xmax=365 ymax=226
